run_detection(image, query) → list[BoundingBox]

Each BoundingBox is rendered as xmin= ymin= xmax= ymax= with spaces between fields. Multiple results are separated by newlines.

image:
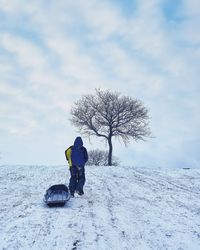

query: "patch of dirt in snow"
xmin=0 ymin=165 xmax=200 ymax=250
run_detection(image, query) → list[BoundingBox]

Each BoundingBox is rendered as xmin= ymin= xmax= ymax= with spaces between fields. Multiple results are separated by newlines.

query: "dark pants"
xmin=69 ymin=165 xmax=85 ymax=194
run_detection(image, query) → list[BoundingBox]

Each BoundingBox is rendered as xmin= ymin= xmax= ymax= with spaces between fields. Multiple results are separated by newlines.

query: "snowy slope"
xmin=0 ymin=165 xmax=200 ymax=250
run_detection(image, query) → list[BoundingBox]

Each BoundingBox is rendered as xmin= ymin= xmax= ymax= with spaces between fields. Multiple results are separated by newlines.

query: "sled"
xmin=44 ymin=184 xmax=70 ymax=207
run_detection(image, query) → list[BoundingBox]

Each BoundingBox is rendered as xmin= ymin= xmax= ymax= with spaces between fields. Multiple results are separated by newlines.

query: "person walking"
xmin=65 ymin=136 xmax=88 ymax=197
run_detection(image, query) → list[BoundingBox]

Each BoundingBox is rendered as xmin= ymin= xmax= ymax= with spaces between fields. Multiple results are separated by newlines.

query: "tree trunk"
xmin=108 ymin=136 xmax=113 ymax=166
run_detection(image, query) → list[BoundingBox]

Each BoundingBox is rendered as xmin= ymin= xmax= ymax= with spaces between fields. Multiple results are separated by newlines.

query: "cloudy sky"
xmin=0 ymin=0 xmax=199 ymax=168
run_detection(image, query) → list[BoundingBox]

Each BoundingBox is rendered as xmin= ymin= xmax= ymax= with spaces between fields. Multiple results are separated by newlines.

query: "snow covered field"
xmin=0 ymin=165 xmax=200 ymax=250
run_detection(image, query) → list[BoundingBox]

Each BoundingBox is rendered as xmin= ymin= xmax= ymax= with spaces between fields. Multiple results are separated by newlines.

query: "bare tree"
xmin=87 ymin=149 xmax=120 ymax=166
xmin=70 ymin=89 xmax=151 ymax=166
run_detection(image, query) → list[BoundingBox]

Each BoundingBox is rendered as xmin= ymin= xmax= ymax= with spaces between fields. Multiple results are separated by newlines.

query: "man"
xmin=65 ymin=136 xmax=88 ymax=197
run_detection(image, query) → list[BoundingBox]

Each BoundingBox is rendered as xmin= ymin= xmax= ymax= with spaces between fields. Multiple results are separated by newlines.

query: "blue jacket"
xmin=71 ymin=137 xmax=88 ymax=167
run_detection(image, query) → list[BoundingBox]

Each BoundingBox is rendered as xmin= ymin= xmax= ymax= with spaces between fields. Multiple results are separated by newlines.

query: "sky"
xmin=0 ymin=0 xmax=200 ymax=168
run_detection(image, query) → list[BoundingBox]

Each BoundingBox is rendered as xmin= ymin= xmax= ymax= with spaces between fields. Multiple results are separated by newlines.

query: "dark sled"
xmin=44 ymin=184 xmax=70 ymax=207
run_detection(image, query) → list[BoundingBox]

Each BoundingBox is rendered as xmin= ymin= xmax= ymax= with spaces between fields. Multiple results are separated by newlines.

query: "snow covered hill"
xmin=0 ymin=165 xmax=200 ymax=250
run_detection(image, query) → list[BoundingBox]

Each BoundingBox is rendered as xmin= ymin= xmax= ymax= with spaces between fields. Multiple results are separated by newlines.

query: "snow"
xmin=0 ymin=165 xmax=200 ymax=250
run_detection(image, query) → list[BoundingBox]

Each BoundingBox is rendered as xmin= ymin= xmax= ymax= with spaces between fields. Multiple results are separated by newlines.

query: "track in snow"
xmin=0 ymin=165 xmax=200 ymax=250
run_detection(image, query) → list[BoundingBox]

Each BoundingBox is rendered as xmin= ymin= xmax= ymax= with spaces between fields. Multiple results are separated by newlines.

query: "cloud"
xmin=1 ymin=33 xmax=47 ymax=70
xmin=0 ymin=0 xmax=199 ymax=166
